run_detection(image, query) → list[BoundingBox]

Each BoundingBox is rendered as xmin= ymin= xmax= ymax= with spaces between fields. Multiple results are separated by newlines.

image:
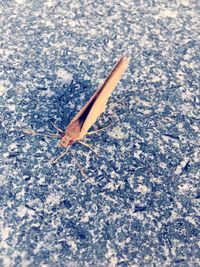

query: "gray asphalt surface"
xmin=0 ymin=1 xmax=199 ymax=266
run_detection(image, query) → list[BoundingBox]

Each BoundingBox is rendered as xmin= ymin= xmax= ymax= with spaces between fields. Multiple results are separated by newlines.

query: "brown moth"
xmin=59 ymin=56 xmax=130 ymax=147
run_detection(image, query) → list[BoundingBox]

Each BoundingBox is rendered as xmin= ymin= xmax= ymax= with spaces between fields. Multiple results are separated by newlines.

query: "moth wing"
xmin=77 ymin=56 xmax=130 ymax=139
xmin=68 ymin=81 xmax=103 ymax=125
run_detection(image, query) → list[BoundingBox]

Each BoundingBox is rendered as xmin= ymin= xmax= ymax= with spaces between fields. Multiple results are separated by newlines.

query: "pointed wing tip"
xmin=120 ymin=56 xmax=130 ymax=66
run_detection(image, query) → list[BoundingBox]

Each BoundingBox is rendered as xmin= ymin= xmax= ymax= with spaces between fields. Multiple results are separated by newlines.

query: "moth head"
xmin=59 ymin=134 xmax=74 ymax=147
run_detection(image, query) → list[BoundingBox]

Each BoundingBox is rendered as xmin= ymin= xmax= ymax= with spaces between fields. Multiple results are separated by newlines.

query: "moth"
xmin=24 ymin=56 xmax=129 ymax=165
xmin=59 ymin=56 xmax=130 ymax=147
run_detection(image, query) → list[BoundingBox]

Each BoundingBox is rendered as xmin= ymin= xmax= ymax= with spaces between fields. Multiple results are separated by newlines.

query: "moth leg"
xmin=70 ymin=149 xmax=88 ymax=179
xmin=50 ymin=146 xmax=70 ymax=164
xmin=78 ymin=140 xmax=100 ymax=156
xmin=51 ymin=122 xmax=64 ymax=133
xmin=23 ymin=129 xmax=60 ymax=138
xmin=86 ymin=123 xmax=114 ymax=136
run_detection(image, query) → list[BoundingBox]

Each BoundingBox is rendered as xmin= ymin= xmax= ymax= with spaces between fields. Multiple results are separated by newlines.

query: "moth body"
xmin=59 ymin=133 xmax=73 ymax=147
xmin=59 ymin=119 xmax=82 ymax=147
xmin=59 ymin=56 xmax=129 ymax=147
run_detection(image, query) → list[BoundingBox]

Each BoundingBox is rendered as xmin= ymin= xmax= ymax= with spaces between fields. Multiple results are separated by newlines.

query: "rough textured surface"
xmin=0 ymin=1 xmax=199 ymax=266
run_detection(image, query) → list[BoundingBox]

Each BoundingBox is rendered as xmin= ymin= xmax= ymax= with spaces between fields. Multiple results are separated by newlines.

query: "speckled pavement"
xmin=0 ymin=1 xmax=199 ymax=266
